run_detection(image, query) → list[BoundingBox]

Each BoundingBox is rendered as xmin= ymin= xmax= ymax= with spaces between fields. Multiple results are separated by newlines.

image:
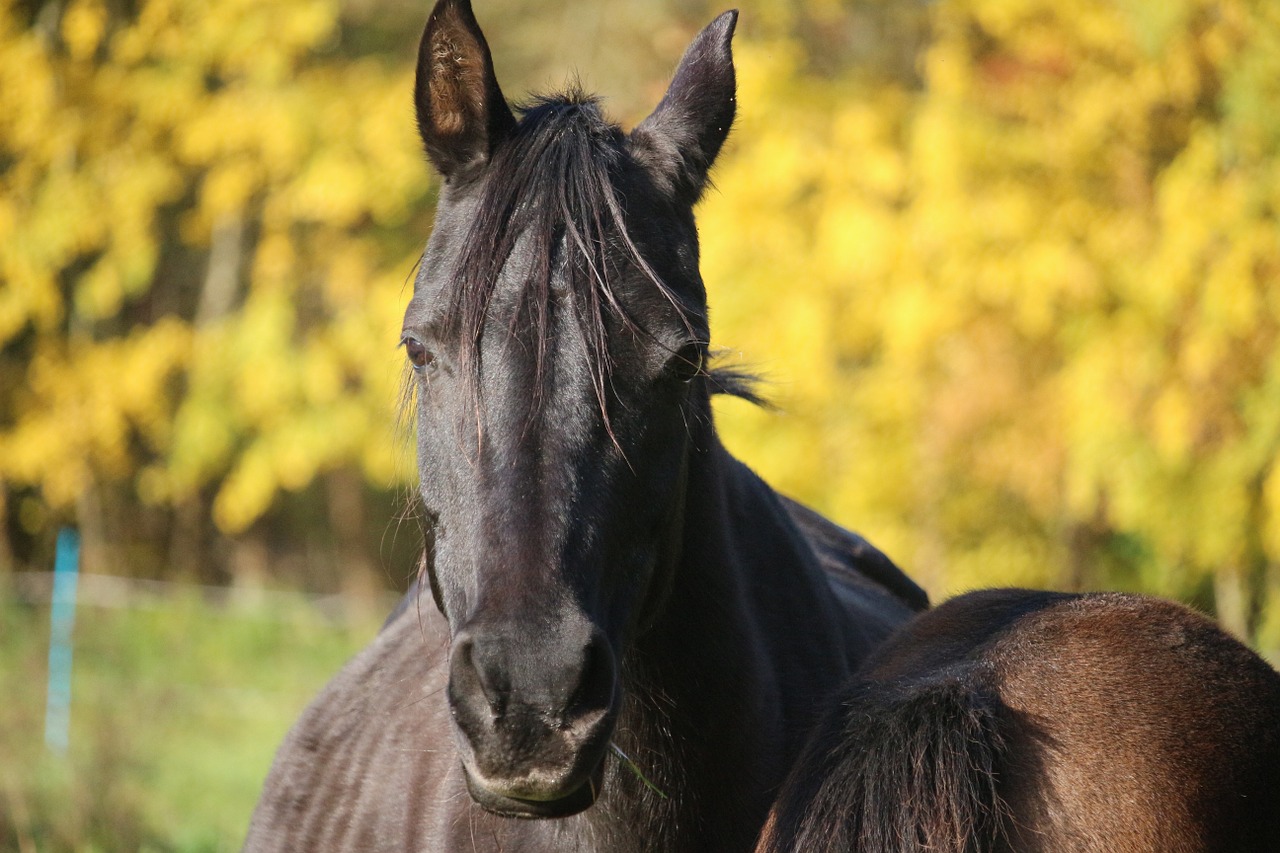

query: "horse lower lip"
xmin=465 ymin=761 xmax=605 ymax=819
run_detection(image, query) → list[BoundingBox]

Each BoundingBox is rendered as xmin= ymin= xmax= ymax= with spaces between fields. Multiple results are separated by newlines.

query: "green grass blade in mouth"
xmin=609 ymin=743 xmax=669 ymax=799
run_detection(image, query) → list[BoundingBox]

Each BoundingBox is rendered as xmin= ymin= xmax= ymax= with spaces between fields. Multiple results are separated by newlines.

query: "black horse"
xmin=756 ymin=588 xmax=1280 ymax=852
xmin=243 ymin=2 xmax=925 ymax=850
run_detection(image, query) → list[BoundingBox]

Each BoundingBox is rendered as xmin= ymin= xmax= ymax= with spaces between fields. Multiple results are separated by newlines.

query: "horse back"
xmin=779 ymin=496 xmax=927 ymax=613
xmin=775 ymin=493 xmax=927 ymax=663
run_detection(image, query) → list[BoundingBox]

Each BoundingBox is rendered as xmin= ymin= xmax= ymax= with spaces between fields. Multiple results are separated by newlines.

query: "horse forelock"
xmin=443 ymin=91 xmax=642 ymax=422
xmin=438 ymin=86 xmax=760 ymax=428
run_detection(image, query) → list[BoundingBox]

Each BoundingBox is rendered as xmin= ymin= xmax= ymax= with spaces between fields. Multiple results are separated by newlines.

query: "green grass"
xmin=0 ymin=590 xmax=386 ymax=852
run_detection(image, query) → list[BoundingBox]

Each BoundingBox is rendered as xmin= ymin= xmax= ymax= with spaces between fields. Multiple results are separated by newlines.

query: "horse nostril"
xmin=567 ymin=631 xmax=617 ymax=723
xmin=450 ymin=632 xmax=508 ymax=716
xmin=449 ymin=625 xmax=617 ymax=734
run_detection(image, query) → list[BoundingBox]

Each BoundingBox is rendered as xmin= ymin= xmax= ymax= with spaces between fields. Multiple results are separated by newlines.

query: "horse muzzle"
xmin=446 ymin=624 xmax=620 ymax=817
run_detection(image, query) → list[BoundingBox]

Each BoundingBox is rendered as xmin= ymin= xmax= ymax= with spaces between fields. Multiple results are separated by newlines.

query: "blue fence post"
xmin=45 ymin=527 xmax=80 ymax=755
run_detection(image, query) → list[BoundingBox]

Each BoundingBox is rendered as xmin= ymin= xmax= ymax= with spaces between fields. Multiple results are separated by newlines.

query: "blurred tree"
xmin=0 ymin=0 xmax=430 ymax=588
xmin=702 ymin=0 xmax=1280 ymax=658
xmin=3 ymin=0 xmax=1279 ymax=662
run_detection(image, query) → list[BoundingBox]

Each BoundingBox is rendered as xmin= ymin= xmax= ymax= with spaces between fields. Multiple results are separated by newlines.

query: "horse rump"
xmin=757 ymin=589 xmax=1280 ymax=853
xmin=757 ymin=665 xmax=1007 ymax=853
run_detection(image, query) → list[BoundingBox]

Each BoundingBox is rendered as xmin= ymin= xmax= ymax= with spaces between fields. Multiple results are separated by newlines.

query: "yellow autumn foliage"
xmin=2 ymin=0 xmax=1279 ymax=657
xmin=705 ymin=0 xmax=1280 ymax=657
xmin=0 ymin=0 xmax=420 ymax=546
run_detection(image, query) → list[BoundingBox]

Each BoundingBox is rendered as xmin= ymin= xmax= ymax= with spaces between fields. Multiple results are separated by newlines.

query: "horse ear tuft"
xmin=631 ymin=10 xmax=738 ymax=204
xmin=415 ymin=0 xmax=517 ymax=181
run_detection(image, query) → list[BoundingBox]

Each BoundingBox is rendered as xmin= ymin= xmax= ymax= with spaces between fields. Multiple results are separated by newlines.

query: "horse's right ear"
xmin=415 ymin=0 xmax=516 ymax=181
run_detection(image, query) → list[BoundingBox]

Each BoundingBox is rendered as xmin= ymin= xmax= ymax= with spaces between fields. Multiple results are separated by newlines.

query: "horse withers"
xmin=757 ymin=588 xmax=1280 ymax=852
xmin=242 ymin=2 xmax=924 ymax=850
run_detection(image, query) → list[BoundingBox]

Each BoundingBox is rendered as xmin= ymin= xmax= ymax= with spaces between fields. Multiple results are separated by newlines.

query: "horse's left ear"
xmin=631 ymin=10 xmax=738 ymax=203
xmin=415 ymin=0 xmax=517 ymax=181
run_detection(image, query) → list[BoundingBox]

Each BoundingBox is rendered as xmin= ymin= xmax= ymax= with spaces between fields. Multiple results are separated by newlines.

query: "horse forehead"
xmin=484 ymin=221 xmax=684 ymax=340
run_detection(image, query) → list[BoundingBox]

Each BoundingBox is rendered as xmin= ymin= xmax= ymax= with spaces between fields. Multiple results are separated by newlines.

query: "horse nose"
xmin=448 ymin=622 xmax=617 ymax=729
xmin=447 ymin=619 xmax=618 ymax=805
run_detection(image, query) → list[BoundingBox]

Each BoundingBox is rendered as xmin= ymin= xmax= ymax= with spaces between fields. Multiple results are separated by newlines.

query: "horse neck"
xmin=597 ymin=401 xmax=856 ymax=849
xmin=637 ymin=402 xmax=849 ymax=660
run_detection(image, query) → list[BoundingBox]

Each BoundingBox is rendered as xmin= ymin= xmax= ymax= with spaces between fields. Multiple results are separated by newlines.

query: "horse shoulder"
xmin=244 ymin=602 xmax=458 ymax=852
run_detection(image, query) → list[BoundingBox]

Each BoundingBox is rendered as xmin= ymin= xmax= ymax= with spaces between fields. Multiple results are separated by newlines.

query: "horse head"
xmin=402 ymin=0 xmax=737 ymax=818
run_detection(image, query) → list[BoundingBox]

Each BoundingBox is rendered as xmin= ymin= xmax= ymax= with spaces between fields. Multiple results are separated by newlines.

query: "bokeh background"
xmin=5 ymin=0 xmax=1280 ymax=847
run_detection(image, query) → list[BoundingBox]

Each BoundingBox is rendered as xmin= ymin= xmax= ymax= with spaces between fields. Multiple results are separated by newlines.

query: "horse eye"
xmin=402 ymin=336 xmax=435 ymax=372
xmin=669 ymin=343 xmax=704 ymax=383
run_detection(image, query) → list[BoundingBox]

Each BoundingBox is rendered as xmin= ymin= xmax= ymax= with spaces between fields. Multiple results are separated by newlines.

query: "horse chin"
xmin=464 ymin=759 xmax=606 ymax=819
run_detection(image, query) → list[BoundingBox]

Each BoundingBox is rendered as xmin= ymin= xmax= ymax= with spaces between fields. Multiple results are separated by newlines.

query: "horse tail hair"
xmin=760 ymin=668 xmax=1008 ymax=853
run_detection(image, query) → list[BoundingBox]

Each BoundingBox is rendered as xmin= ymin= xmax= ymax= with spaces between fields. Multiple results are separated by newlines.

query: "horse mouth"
xmin=463 ymin=758 xmax=607 ymax=819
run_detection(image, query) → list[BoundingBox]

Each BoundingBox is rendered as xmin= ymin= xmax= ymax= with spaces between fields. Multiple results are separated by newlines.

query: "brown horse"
xmin=243 ymin=2 xmax=924 ymax=851
xmin=756 ymin=588 xmax=1280 ymax=852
